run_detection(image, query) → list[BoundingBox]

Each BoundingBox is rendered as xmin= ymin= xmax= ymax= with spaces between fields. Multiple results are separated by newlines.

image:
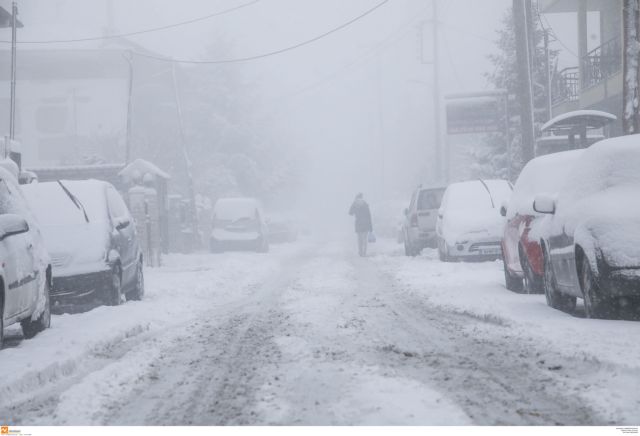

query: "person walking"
xmin=349 ymin=193 xmax=373 ymax=257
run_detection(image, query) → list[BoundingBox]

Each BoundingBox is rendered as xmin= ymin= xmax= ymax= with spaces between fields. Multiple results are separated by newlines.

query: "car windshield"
xmin=417 ymin=189 xmax=444 ymax=210
xmin=22 ymin=181 xmax=107 ymax=227
xmin=214 ymin=199 xmax=257 ymax=221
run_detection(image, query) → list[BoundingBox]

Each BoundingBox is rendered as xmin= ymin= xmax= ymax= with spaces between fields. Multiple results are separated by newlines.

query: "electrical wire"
xmin=0 ymin=0 xmax=262 ymax=44
xmin=536 ymin=7 xmax=578 ymax=58
xmin=131 ymin=0 xmax=390 ymax=64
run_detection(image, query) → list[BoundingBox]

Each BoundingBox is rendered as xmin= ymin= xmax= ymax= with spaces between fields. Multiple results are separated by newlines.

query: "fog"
xmin=3 ymin=0 xmax=510 ymax=235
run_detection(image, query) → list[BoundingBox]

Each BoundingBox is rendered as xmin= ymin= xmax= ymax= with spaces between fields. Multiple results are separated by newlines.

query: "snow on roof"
xmin=541 ymin=110 xmax=617 ymax=132
xmin=508 ymin=149 xmax=584 ymax=218
xmin=119 ymin=159 xmax=170 ymax=181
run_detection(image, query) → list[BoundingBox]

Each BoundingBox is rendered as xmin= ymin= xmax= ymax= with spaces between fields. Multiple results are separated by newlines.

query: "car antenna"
xmin=478 ymin=179 xmax=496 ymax=208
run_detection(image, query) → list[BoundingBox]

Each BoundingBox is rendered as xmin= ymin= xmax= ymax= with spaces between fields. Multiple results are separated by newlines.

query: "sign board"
xmin=445 ymin=92 xmax=508 ymax=135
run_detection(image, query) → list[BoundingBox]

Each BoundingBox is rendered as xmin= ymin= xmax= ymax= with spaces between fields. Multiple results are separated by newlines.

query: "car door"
xmin=0 ymin=181 xmax=37 ymax=318
xmin=106 ymin=186 xmax=137 ymax=286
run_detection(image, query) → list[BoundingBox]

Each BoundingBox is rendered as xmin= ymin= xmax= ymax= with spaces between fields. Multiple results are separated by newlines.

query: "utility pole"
xmin=9 ymin=1 xmax=17 ymax=141
xmin=171 ymin=63 xmax=199 ymax=249
xmin=623 ymin=0 xmax=640 ymax=134
xmin=431 ymin=0 xmax=444 ymax=183
xmin=544 ymin=29 xmax=553 ymax=121
xmin=124 ymin=51 xmax=134 ymax=164
xmin=513 ymin=0 xmax=536 ymax=163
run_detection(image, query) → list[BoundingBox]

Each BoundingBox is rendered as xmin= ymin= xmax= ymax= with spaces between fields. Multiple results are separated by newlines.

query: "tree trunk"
xmin=623 ymin=0 xmax=640 ymax=134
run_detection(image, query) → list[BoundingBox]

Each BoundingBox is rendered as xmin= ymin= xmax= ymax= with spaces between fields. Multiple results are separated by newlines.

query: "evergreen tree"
xmin=472 ymin=5 xmax=557 ymax=180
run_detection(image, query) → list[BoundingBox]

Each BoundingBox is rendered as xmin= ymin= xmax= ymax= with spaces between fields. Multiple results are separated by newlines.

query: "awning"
xmin=541 ymin=110 xmax=617 ymax=134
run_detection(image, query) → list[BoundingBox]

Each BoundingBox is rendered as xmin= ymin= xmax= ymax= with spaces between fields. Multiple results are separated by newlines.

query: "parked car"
xmin=0 ymin=164 xmax=52 ymax=348
xmin=267 ymin=215 xmax=298 ymax=244
xmin=210 ymin=198 xmax=269 ymax=253
xmin=436 ymin=179 xmax=512 ymax=262
xmin=22 ymin=180 xmax=144 ymax=307
xmin=534 ymin=136 xmax=640 ymax=319
xmin=501 ymin=150 xmax=584 ymax=293
xmin=401 ymin=186 xmax=446 ymax=256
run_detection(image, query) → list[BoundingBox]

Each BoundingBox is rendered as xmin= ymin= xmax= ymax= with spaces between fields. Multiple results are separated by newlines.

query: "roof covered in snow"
xmin=119 ymin=159 xmax=170 ymax=181
xmin=541 ymin=110 xmax=617 ymax=133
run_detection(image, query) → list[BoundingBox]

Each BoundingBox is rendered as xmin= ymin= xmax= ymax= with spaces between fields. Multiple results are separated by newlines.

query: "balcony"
xmin=581 ymin=37 xmax=622 ymax=89
xmin=552 ymin=67 xmax=579 ymax=106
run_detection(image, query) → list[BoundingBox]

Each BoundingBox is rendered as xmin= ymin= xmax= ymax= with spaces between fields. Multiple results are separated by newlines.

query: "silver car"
xmin=402 ymin=186 xmax=445 ymax=256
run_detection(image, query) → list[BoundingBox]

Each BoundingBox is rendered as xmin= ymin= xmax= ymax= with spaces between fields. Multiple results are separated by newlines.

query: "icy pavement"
xmin=1 ymin=239 xmax=639 ymax=425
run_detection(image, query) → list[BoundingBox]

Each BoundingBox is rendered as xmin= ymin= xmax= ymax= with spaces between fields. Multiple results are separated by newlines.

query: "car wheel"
xmin=105 ymin=265 xmax=123 ymax=306
xmin=21 ymin=278 xmax=52 ymax=339
xmin=127 ymin=261 xmax=145 ymax=301
xmin=523 ymin=257 xmax=544 ymax=294
xmin=543 ymin=250 xmax=576 ymax=313
xmin=580 ymin=256 xmax=614 ymax=319
xmin=503 ymin=253 xmax=523 ymax=293
xmin=438 ymin=240 xmax=452 ymax=262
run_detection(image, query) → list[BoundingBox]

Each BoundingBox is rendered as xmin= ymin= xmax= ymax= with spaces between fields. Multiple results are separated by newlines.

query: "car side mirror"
xmin=115 ymin=217 xmax=131 ymax=231
xmin=404 ymin=208 xmax=409 ymax=217
xmin=533 ymin=195 xmax=556 ymax=215
xmin=0 ymin=214 xmax=29 ymax=241
xmin=438 ymin=209 xmax=444 ymax=219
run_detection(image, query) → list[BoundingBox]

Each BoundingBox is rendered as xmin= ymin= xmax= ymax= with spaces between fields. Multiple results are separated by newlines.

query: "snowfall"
xmin=1 ymin=237 xmax=639 ymax=426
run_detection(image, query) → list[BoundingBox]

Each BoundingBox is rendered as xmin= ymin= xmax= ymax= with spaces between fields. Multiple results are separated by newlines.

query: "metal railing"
xmin=552 ymin=67 xmax=579 ymax=105
xmin=581 ymin=37 xmax=622 ymax=89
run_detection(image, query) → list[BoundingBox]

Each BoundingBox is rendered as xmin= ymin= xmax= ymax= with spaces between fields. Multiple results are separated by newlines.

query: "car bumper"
xmin=446 ymin=238 xmax=502 ymax=261
xmin=600 ymin=268 xmax=640 ymax=298
xmin=408 ymin=228 xmax=437 ymax=248
xmin=51 ymin=269 xmax=112 ymax=302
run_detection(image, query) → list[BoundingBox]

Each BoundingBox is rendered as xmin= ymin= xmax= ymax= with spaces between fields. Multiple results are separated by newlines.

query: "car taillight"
xmin=410 ymin=213 xmax=418 ymax=227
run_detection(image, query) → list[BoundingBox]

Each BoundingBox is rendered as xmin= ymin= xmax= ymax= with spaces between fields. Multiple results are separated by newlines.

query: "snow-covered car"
xmin=436 ymin=179 xmax=512 ymax=262
xmin=210 ymin=198 xmax=269 ymax=253
xmin=501 ymin=150 xmax=584 ymax=294
xmin=22 ymin=180 xmax=144 ymax=307
xmin=534 ymin=136 xmax=640 ymax=319
xmin=402 ymin=185 xmax=446 ymax=256
xmin=0 ymin=164 xmax=52 ymax=348
xmin=267 ymin=216 xmax=298 ymax=244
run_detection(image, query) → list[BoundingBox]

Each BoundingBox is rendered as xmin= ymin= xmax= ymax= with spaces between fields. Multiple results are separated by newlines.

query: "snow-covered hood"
xmin=443 ymin=208 xmax=504 ymax=243
xmin=40 ymin=221 xmax=110 ymax=276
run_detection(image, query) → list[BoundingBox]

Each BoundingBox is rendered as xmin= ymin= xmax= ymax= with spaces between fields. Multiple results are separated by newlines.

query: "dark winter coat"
xmin=349 ymin=199 xmax=373 ymax=234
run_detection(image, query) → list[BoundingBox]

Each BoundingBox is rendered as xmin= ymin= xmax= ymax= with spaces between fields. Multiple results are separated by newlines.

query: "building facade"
xmin=540 ymin=0 xmax=624 ymax=135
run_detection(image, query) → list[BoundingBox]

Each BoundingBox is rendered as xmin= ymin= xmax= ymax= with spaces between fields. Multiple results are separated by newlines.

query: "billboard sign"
xmin=445 ymin=91 xmax=508 ymax=135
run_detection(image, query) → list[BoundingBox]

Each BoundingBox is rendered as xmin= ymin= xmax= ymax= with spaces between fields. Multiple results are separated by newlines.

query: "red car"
xmin=501 ymin=150 xmax=583 ymax=293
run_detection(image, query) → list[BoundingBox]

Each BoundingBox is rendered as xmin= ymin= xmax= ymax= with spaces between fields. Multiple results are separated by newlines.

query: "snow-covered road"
xmin=1 ymin=238 xmax=639 ymax=425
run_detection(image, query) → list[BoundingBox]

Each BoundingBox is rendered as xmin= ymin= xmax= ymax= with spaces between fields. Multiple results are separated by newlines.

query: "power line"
xmin=536 ymin=7 xmax=578 ymax=58
xmin=0 ymin=0 xmax=261 ymax=44
xmin=132 ymin=0 xmax=390 ymax=64
xmin=276 ymin=13 xmax=424 ymax=105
